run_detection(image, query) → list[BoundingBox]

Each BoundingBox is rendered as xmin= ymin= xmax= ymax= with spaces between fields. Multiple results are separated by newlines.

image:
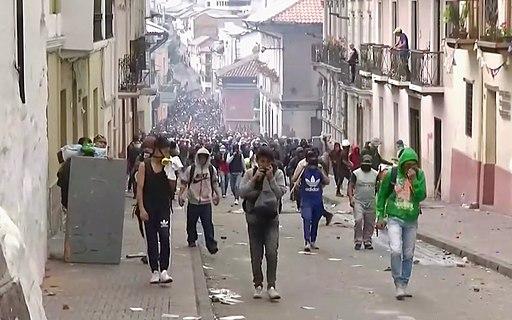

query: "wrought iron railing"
xmin=410 ymin=50 xmax=443 ymax=87
xmin=480 ymin=0 xmax=512 ymax=42
xmin=311 ymin=43 xmax=323 ymax=62
xmin=389 ymin=48 xmax=410 ymax=82
xmin=371 ymin=44 xmax=391 ymax=76
xmin=359 ymin=43 xmax=374 ymax=73
xmin=119 ymin=37 xmax=147 ymax=92
xmin=310 ymin=43 xmax=346 ymax=69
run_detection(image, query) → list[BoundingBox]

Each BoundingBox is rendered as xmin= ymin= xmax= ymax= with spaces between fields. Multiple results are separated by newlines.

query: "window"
xmin=411 ymin=0 xmax=418 ymax=49
xmin=50 ymin=0 xmax=61 ymax=14
xmin=93 ymin=0 xmax=103 ymax=42
xmin=105 ymin=0 xmax=113 ymax=39
xmin=465 ymin=82 xmax=474 ymax=137
xmin=391 ymin=1 xmax=398 ymax=33
xmin=15 ymin=0 xmax=25 ymax=103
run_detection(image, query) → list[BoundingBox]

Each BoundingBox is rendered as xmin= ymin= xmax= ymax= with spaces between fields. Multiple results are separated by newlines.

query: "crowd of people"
xmin=59 ymin=89 xmax=426 ymax=302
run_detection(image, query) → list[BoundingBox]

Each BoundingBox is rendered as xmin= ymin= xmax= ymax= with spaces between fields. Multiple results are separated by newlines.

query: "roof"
xmin=246 ymin=0 xmax=322 ymax=24
xmin=221 ymin=22 xmax=251 ymax=36
xmin=217 ymin=55 xmax=261 ymax=78
xmin=189 ymin=35 xmax=211 ymax=46
xmin=146 ymin=21 xmax=168 ymax=34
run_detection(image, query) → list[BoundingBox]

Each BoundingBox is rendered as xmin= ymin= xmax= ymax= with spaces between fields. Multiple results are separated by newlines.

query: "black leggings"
xmin=144 ymin=208 xmax=171 ymax=272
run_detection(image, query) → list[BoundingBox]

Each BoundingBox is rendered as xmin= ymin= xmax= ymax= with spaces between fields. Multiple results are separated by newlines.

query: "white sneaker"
xmin=253 ymin=286 xmax=263 ymax=299
xmin=222 ymin=195 xmax=226 ymax=198
xmin=310 ymin=242 xmax=319 ymax=250
xmin=268 ymin=287 xmax=281 ymax=300
xmin=150 ymin=271 xmax=160 ymax=284
xmin=160 ymin=270 xmax=173 ymax=283
xmin=395 ymin=285 xmax=406 ymax=300
xmin=234 ymin=199 xmax=239 ymax=205
xmin=304 ymin=243 xmax=311 ymax=252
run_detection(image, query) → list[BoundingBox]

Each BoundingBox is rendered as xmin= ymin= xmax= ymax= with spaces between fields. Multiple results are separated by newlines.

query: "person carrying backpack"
xmin=179 ymin=147 xmax=221 ymax=254
xmin=239 ymin=147 xmax=287 ymax=301
xmin=296 ymin=151 xmax=330 ymax=252
xmin=376 ymin=147 xmax=426 ymax=300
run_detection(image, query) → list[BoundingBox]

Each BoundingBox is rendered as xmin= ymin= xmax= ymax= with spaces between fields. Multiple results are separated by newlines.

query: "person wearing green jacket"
xmin=375 ymin=147 xmax=426 ymax=300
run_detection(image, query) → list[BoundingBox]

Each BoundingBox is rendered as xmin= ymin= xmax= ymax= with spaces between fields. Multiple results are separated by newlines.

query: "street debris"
xmin=383 ymin=267 xmax=392 ymax=272
xmin=182 ymin=317 xmax=201 ymax=320
xmin=221 ymin=236 xmax=227 ymax=240
xmin=298 ymin=251 xmax=318 ymax=255
xmin=235 ymin=242 xmax=248 ymax=246
xmin=462 ymin=257 xmax=468 ymax=263
xmin=368 ymin=290 xmax=375 ymax=294
xmin=129 ymin=307 xmax=143 ymax=312
xmin=126 ymin=252 xmax=146 ymax=259
xmin=301 ymin=306 xmax=316 ymax=310
xmin=473 ymin=287 xmax=481 ymax=292
xmin=203 ymin=265 xmax=214 ymax=270
xmin=219 ymin=316 xmax=246 ymax=320
xmin=284 ymin=236 xmax=295 ymax=239
xmin=231 ymin=209 xmax=244 ymax=214
xmin=209 ymin=288 xmax=243 ymax=305
xmin=328 ymin=258 xmax=342 ymax=261
xmin=331 ymin=203 xmax=337 ymax=208
xmin=351 ymin=264 xmax=363 ymax=268
xmin=161 ymin=314 xmax=180 ymax=318
xmin=62 ymin=304 xmax=70 ymax=310
xmin=413 ymin=259 xmax=420 ymax=264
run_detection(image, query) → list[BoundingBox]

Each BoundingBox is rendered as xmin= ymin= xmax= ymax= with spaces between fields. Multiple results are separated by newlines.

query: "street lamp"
xmin=260 ymin=46 xmax=284 ymax=53
xmin=329 ymin=12 xmax=350 ymax=20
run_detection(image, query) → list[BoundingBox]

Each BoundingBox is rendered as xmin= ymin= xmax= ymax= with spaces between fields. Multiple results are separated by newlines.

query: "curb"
xmin=190 ymin=246 xmax=216 ymax=320
xmin=323 ymin=194 xmax=512 ymax=279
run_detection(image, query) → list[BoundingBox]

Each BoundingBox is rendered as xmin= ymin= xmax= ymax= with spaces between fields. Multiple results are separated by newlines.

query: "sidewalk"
xmin=323 ymin=180 xmax=512 ymax=278
xmin=43 ymin=198 xmax=214 ymax=320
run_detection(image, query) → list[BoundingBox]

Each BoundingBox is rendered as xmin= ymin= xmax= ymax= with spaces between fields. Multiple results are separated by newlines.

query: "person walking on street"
xmin=216 ymin=146 xmax=229 ymax=198
xmin=240 ymin=147 xmax=287 ymax=301
xmin=136 ymin=136 xmax=176 ymax=284
xmin=348 ymin=154 xmax=378 ymax=250
xmin=179 ymin=147 xmax=221 ymax=254
xmin=287 ymin=147 xmax=305 ymax=211
xmin=365 ymin=138 xmax=393 ymax=171
xmin=296 ymin=151 xmax=330 ymax=252
xmin=336 ymin=139 xmax=352 ymax=196
xmin=376 ymin=147 xmax=426 ymax=300
xmin=329 ymin=142 xmax=343 ymax=195
xmin=127 ymin=136 xmax=142 ymax=192
xmin=228 ymin=144 xmax=245 ymax=206
xmin=349 ymin=144 xmax=361 ymax=170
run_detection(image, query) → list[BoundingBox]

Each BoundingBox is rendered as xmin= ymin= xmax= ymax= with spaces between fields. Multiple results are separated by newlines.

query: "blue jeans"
xmin=387 ymin=218 xmax=418 ymax=287
xmin=230 ymin=172 xmax=242 ymax=200
xmin=301 ymin=203 xmax=323 ymax=244
xmin=219 ymin=171 xmax=229 ymax=196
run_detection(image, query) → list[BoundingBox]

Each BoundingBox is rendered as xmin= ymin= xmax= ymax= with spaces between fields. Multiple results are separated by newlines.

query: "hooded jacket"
xmin=181 ymin=147 xmax=221 ymax=205
xmin=376 ymin=148 xmax=426 ymax=222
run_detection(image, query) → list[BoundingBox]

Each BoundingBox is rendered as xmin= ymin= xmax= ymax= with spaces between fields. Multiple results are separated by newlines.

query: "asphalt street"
xmin=196 ymin=195 xmax=512 ymax=320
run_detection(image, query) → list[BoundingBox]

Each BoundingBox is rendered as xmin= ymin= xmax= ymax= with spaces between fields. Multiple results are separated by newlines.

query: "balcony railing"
xmin=371 ymin=44 xmax=391 ymax=77
xmin=119 ymin=37 xmax=147 ymax=92
xmin=480 ymin=0 xmax=512 ymax=43
xmin=444 ymin=0 xmax=479 ymax=40
xmin=310 ymin=43 xmax=346 ymax=69
xmin=410 ymin=50 xmax=443 ymax=87
xmin=389 ymin=48 xmax=410 ymax=82
xmin=359 ymin=43 xmax=374 ymax=73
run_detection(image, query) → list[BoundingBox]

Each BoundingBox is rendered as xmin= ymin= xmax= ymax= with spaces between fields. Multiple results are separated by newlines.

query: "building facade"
xmin=317 ymin=0 xmax=512 ymax=214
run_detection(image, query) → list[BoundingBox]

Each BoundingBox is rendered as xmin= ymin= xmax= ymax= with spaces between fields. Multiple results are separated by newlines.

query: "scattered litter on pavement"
xmin=203 ymin=265 xmax=214 ymax=270
xmin=473 ymin=287 xmax=481 ymax=292
xmin=221 ymin=236 xmax=227 ymax=240
xmin=279 ymin=225 xmax=283 ymax=229
xmin=351 ymin=264 xmax=363 ymax=268
xmin=368 ymin=291 xmax=375 ymax=294
xmin=383 ymin=267 xmax=392 ymax=272
xmin=456 ymin=262 xmax=466 ymax=268
xmin=336 ymin=210 xmax=351 ymax=215
xmin=284 ymin=236 xmax=295 ymax=239
xmin=182 ymin=317 xmax=201 ymax=320
xmin=235 ymin=242 xmax=248 ymax=246
xmin=197 ymin=232 xmax=203 ymax=236
xmin=336 ymin=236 xmax=341 ymax=239
xmin=62 ymin=304 xmax=70 ymax=310
xmin=129 ymin=307 xmax=143 ymax=312
xmin=44 ymin=291 xmax=56 ymax=296
xmin=328 ymin=258 xmax=342 ymax=261
xmin=462 ymin=257 xmax=468 ymax=263
xmin=301 ymin=306 xmax=316 ymax=310
xmin=126 ymin=252 xmax=146 ymax=259
xmin=161 ymin=314 xmax=180 ymax=318
xmin=219 ymin=316 xmax=246 ymax=320
xmin=209 ymin=288 xmax=243 ymax=305
xmin=298 ymin=251 xmax=318 ymax=255
xmin=413 ymin=259 xmax=420 ymax=265
xmin=331 ymin=203 xmax=337 ymax=208
xmin=231 ymin=209 xmax=244 ymax=214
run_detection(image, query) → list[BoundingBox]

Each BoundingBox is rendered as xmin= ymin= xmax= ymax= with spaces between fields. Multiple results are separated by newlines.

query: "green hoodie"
xmin=376 ymin=148 xmax=426 ymax=222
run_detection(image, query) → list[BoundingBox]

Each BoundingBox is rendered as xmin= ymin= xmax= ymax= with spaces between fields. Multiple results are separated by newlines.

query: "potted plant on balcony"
xmin=443 ymin=2 xmax=469 ymax=39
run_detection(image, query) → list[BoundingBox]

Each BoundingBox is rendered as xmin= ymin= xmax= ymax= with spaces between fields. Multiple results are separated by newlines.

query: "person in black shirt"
xmin=347 ymin=44 xmax=359 ymax=83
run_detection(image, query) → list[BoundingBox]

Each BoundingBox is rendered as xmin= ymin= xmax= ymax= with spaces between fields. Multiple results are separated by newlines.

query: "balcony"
xmin=444 ymin=0 xmax=480 ymax=48
xmin=310 ymin=43 xmax=346 ymax=71
xmin=371 ymin=44 xmax=391 ymax=81
xmin=359 ymin=43 xmax=374 ymax=76
xmin=477 ymin=0 xmax=512 ymax=52
xmin=338 ymin=61 xmax=372 ymax=92
xmin=409 ymin=50 xmax=444 ymax=94
xmin=388 ymin=48 xmax=410 ymax=86
xmin=118 ymin=37 xmax=147 ymax=94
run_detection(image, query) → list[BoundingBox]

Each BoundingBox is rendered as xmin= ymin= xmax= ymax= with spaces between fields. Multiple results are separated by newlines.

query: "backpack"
xmin=188 ymin=164 xmax=215 ymax=189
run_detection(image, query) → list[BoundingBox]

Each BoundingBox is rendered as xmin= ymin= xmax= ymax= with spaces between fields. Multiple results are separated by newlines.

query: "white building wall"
xmin=0 ymin=0 xmax=49 ymax=318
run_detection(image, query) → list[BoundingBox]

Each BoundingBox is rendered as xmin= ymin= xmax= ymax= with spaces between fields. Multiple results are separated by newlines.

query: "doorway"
xmin=409 ymin=107 xmax=421 ymax=164
xmin=482 ymin=89 xmax=497 ymax=205
xmin=434 ymin=117 xmax=442 ymax=197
